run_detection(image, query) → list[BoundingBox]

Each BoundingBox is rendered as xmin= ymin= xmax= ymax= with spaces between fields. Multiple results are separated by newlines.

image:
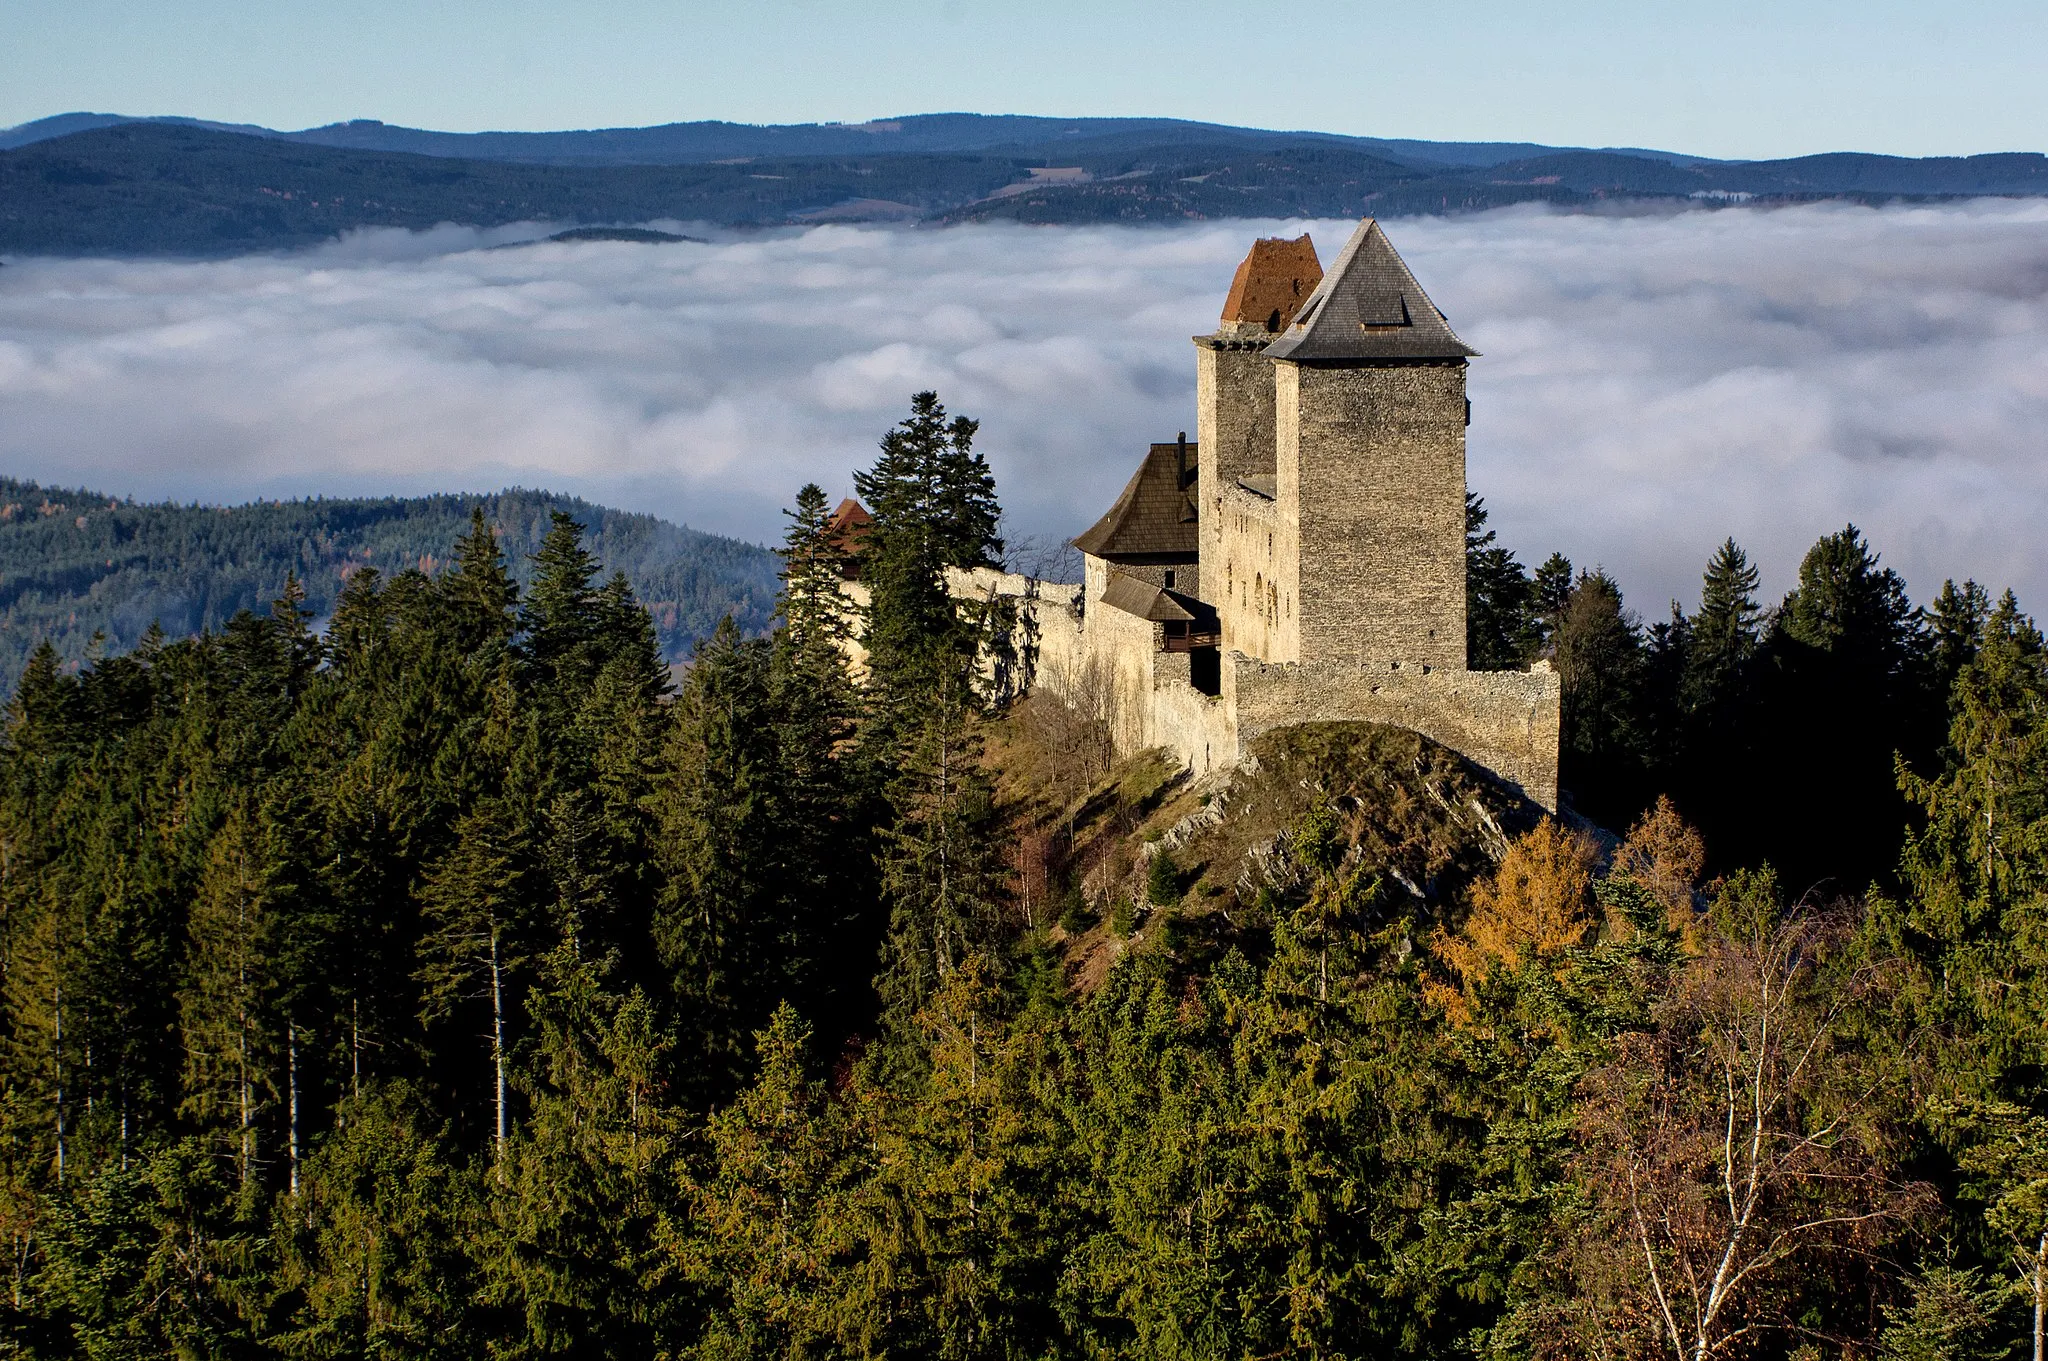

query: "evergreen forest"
xmin=0 ymin=480 xmax=777 ymax=698
xmin=6 ymin=120 xmax=2045 ymax=254
xmin=2 ymin=391 xmax=2045 ymax=1361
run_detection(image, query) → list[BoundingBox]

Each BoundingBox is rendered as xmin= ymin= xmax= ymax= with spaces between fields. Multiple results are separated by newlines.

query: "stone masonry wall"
xmin=1231 ymin=655 xmax=1560 ymax=810
xmin=1210 ymin=481 xmax=1287 ymax=662
xmin=933 ymin=565 xmax=1558 ymax=812
xmin=1194 ymin=340 xmax=1277 ymax=490
xmin=1278 ymin=359 xmax=1468 ymax=669
xmin=1197 ymin=340 xmax=1278 ymax=657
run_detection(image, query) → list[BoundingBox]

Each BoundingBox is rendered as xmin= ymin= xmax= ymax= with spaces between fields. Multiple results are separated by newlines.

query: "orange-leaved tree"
xmin=1429 ymin=817 xmax=1598 ymax=1024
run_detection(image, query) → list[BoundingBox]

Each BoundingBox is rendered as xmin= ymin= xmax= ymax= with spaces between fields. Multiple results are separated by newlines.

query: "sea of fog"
xmin=0 ymin=201 xmax=2044 ymax=615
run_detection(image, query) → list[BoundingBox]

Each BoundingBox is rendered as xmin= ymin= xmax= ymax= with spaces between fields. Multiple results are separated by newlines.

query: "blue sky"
xmin=4 ymin=0 xmax=2042 ymax=158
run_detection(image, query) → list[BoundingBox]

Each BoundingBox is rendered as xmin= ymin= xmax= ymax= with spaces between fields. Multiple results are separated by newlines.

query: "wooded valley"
xmin=1 ymin=394 xmax=2043 ymax=1360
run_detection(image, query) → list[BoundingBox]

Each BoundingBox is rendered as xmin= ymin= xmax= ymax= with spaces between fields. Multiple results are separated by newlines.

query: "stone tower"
xmin=1199 ymin=218 xmax=1474 ymax=669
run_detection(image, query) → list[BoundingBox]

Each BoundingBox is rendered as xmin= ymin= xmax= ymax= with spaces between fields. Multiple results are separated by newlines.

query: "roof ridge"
xmin=1262 ymin=218 xmax=1477 ymax=362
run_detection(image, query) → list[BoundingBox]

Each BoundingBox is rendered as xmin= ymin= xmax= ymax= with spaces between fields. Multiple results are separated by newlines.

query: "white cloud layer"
xmin=1 ymin=201 xmax=2045 ymax=616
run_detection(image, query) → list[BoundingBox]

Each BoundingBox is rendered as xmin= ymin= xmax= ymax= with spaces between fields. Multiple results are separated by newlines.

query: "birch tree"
xmin=1569 ymin=880 xmax=1930 ymax=1361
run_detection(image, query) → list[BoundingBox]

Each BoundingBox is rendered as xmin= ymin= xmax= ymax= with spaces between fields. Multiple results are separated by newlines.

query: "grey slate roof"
xmin=1071 ymin=440 xmax=1200 ymax=561
xmin=1261 ymin=218 xmax=1477 ymax=363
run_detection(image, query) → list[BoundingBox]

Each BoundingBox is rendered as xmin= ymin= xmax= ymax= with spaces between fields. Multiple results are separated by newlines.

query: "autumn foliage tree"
xmin=1431 ymin=818 xmax=1598 ymax=1022
xmin=1561 ymin=879 xmax=1930 ymax=1361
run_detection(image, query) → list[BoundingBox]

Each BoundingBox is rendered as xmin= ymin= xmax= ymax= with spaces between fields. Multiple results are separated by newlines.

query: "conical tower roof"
xmin=1261 ymin=218 xmax=1476 ymax=362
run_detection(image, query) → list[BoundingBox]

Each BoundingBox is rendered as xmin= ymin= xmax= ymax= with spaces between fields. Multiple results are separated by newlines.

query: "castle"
xmin=857 ymin=218 xmax=1562 ymax=809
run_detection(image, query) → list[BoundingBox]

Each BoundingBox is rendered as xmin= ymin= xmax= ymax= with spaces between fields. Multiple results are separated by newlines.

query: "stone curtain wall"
xmin=1280 ymin=359 xmax=1468 ymax=670
xmin=938 ymin=566 xmax=1558 ymax=811
xmin=1231 ymin=656 xmax=1560 ymax=810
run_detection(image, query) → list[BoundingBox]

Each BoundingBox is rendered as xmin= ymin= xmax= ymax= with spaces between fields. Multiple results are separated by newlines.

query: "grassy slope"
xmin=990 ymin=706 xmax=1547 ymax=993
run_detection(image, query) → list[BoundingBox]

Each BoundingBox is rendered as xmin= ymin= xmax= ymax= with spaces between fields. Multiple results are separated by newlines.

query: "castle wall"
xmin=1266 ymin=365 xmax=1307 ymax=661
xmin=838 ymin=579 xmax=872 ymax=678
xmin=1146 ymin=652 xmax=1237 ymax=778
xmin=1277 ymin=359 xmax=1468 ymax=669
xmin=1230 ymin=655 xmax=1560 ymax=810
xmin=1195 ymin=341 xmax=1278 ymax=490
xmin=1077 ymin=584 xmax=1163 ymax=755
xmin=944 ymin=565 xmax=1086 ymax=697
xmin=1210 ymin=481 xmax=1288 ymax=662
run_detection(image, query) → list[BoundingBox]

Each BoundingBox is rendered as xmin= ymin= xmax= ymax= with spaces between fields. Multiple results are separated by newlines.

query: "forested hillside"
xmin=2 ymin=393 xmax=2045 ymax=1359
xmin=5 ymin=121 xmax=2045 ymax=254
xmin=0 ymin=479 xmax=777 ymax=694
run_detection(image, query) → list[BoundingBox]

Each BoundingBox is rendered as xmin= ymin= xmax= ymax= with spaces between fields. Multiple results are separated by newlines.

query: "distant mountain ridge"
xmin=1 ymin=119 xmax=2043 ymax=255
xmin=0 ymin=479 xmax=778 ymax=696
xmin=0 ymin=110 xmax=1721 ymax=170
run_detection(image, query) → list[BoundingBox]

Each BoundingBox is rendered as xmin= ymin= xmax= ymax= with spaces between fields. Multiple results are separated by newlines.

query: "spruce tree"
xmin=1686 ymin=537 xmax=1762 ymax=712
xmin=1551 ymin=570 xmax=1648 ymax=826
xmin=1532 ymin=552 xmax=1575 ymax=657
xmin=653 ymin=619 xmax=786 ymax=1100
xmin=180 ymin=803 xmax=284 ymax=1190
xmin=769 ymin=485 xmax=870 ymax=1041
xmin=416 ymin=798 xmax=543 ymax=1166
xmin=676 ymin=1003 xmax=856 ymax=1358
xmin=872 ymin=685 xmax=1007 ymax=1075
xmin=1760 ymin=524 xmax=1934 ymax=890
xmin=519 ymin=512 xmax=603 ymax=694
xmin=324 ymin=568 xmax=391 ymax=674
xmin=481 ymin=945 xmax=679 ymax=1356
xmin=447 ymin=506 xmax=520 ymax=655
xmin=1673 ymin=538 xmax=1764 ymax=865
xmin=853 ymin=392 xmax=1002 ymax=732
xmin=1465 ymin=494 xmax=1537 ymax=670
xmin=1928 ymin=577 xmax=1992 ymax=703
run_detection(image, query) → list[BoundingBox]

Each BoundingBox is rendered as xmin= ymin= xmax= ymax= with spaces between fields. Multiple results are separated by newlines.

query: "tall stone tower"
xmin=1194 ymin=235 xmax=1321 ymax=664
xmin=1199 ymin=218 xmax=1475 ymax=669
